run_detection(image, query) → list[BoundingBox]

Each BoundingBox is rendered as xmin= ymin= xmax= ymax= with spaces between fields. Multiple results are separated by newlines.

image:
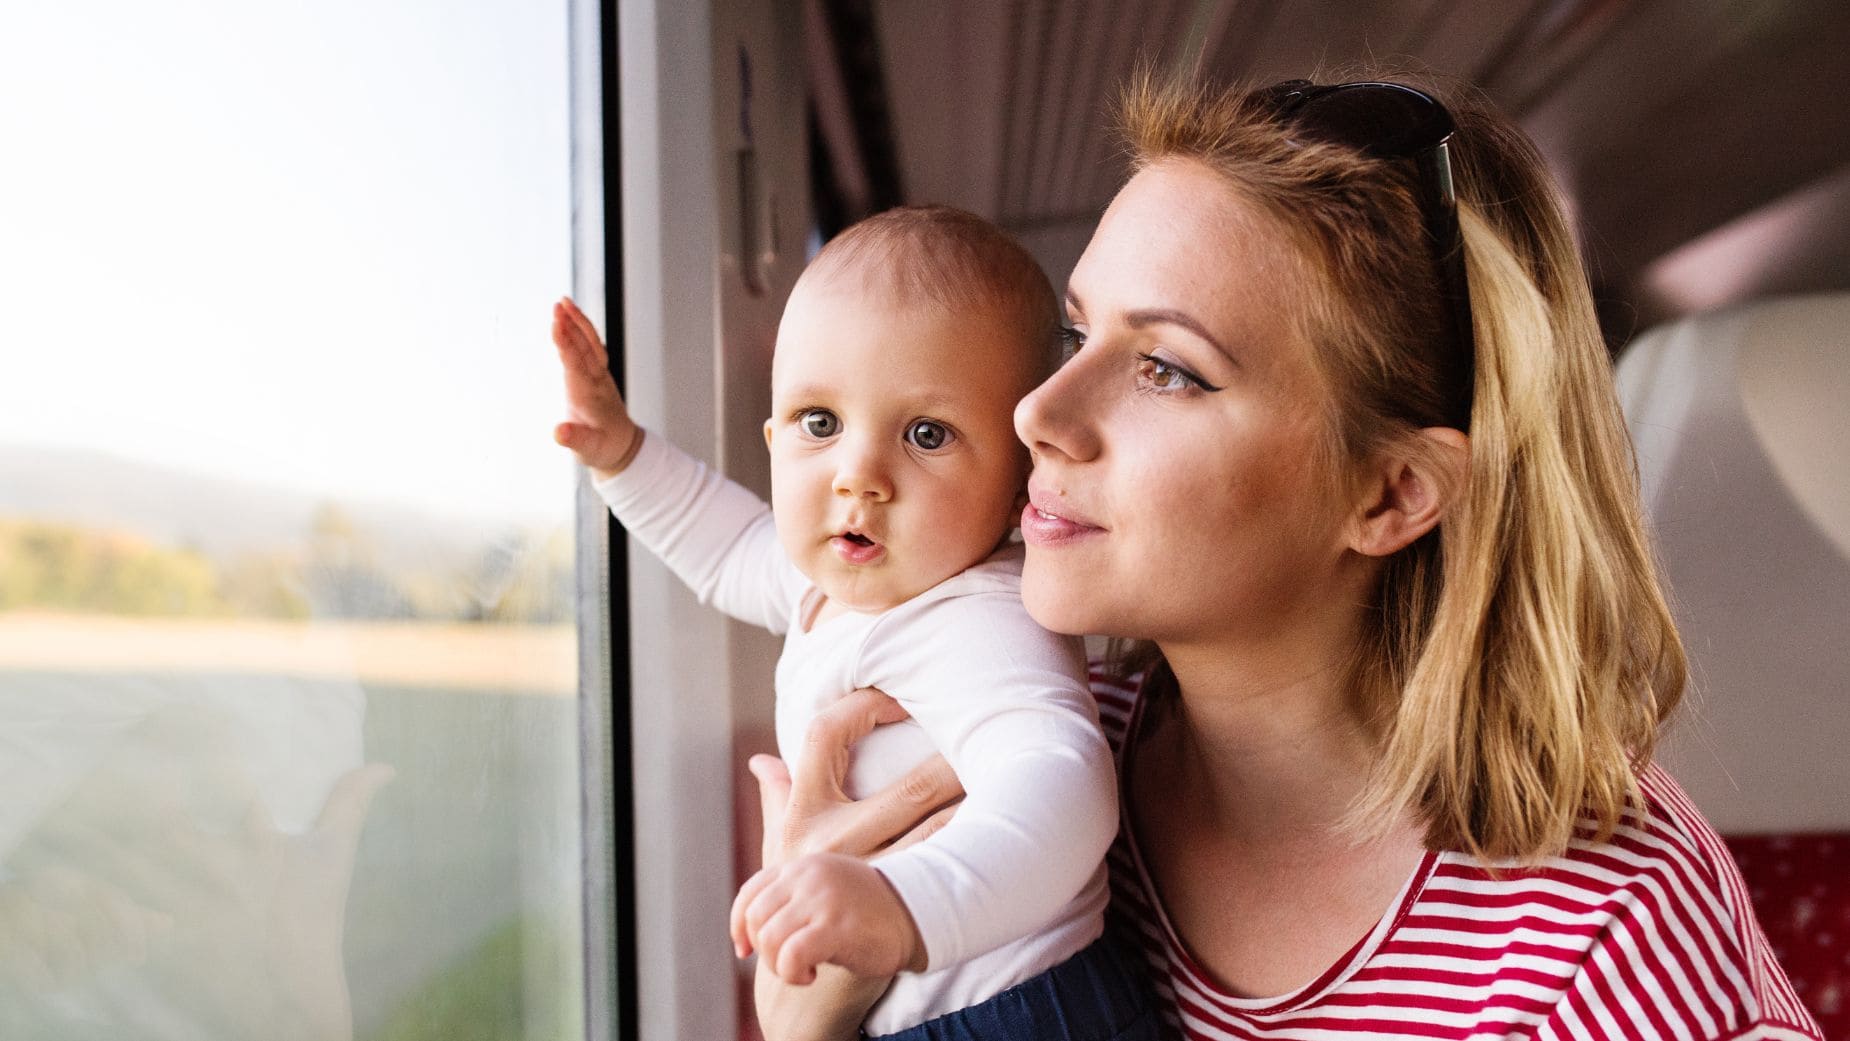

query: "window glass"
xmin=0 ymin=2 xmax=584 ymax=1039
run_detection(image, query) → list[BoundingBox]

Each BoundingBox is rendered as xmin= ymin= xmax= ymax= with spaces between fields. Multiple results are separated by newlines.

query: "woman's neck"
xmin=1150 ymin=634 xmax=1385 ymax=843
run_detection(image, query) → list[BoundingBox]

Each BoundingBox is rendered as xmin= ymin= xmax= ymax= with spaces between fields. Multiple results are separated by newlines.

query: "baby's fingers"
xmin=551 ymin=304 xmax=604 ymax=377
xmin=554 ymin=422 xmax=634 ymax=475
xmin=730 ymin=865 xmax=778 ymax=958
xmin=559 ymin=296 xmax=609 ymax=368
xmin=555 ymin=420 xmax=607 ymax=454
xmin=772 ymin=922 xmax=828 ymax=986
xmin=754 ymin=901 xmax=826 ymax=986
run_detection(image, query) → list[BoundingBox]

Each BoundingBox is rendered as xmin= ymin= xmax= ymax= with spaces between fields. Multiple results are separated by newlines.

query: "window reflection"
xmin=0 ymin=1 xmax=584 ymax=1038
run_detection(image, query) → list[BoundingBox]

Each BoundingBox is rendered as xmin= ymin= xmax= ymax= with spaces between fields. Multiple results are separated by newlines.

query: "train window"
xmin=0 ymin=2 xmax=591 ymax=1038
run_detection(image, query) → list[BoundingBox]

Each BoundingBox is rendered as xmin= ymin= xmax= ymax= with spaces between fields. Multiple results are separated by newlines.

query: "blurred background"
xmin=1 ymin=1 xmax=583 ymax=1038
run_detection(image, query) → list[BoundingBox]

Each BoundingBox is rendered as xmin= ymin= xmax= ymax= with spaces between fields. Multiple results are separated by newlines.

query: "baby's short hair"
xmin=802 ymin=205 xmax=1062 ymax=381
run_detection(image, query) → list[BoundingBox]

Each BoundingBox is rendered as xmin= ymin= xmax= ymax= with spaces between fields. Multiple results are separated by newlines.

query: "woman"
xmin=749 ymin=72 xmax=1824 ymax=1041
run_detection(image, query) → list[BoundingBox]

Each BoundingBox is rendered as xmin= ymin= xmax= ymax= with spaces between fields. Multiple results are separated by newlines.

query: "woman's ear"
xmin=1346 ymin=427 xmax=1470 ymax=558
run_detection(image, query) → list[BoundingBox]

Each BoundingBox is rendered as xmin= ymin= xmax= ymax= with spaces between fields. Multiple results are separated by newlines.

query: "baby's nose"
xmin=832 ymin=446 xmax=893 ymax=501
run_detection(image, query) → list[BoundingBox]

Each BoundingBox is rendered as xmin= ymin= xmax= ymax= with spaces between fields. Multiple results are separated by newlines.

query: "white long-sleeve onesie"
xmin=595 ymin=431 xmax=1117 ymax=1035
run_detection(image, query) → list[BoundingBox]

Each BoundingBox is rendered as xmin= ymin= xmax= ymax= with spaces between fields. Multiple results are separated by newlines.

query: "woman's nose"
xmin=832 ymin=438 xmax=894 ymax=501
xmin=1015 ymin=354 xmax=1101 ymax=464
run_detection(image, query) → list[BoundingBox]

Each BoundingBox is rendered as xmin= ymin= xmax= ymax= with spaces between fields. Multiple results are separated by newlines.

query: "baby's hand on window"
xmin=550 ymin=296 xmax=641 ymax=478
xmin=731 ymin=852 xmax=927 ymax=985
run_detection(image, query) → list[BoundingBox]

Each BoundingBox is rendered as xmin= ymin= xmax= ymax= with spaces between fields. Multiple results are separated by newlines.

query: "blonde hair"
xmin=802 ymin=205 xmax=1063 ymax=382
xmin=1113 ymin=71 xmax=1687 ymax=862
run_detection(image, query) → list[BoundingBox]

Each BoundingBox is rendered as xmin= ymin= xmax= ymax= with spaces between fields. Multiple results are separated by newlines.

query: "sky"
xmin=0 ymin=0 xmax=577 ymax=527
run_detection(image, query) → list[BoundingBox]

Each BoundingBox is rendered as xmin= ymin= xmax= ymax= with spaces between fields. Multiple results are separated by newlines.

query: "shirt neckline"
xmin=1116 ymin=673 xmax=1440 ymax=1016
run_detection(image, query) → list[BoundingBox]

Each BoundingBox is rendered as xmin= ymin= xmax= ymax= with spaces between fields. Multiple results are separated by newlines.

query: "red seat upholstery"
xmin=1724 ymin=833 xmax=1848 ymax=1035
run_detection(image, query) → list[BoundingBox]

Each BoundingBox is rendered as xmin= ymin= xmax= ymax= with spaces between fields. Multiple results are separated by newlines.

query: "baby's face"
xmin=763 ymin=281 xmax=1036 ymax=613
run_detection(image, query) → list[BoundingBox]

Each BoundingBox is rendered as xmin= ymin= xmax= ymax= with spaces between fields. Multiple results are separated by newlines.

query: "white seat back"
xmin=1617 ymin=294 xmax=1850 ymax=833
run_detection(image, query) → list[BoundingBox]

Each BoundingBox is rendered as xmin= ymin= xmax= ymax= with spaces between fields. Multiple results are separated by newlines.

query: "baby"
xmin=551 ymin=207 xmax=1136 ymax=1038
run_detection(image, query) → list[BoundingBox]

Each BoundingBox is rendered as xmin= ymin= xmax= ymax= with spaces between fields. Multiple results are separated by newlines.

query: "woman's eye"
xmin=906 ymin=420 xmax=952 ymax=451
xmin=1136 ymin=355 xmax=1211 ymax=393
xmin=799 ymin=410 xmax=840 ymax=438
xmin=1059 ymin=326 xmax=1086 ymax=361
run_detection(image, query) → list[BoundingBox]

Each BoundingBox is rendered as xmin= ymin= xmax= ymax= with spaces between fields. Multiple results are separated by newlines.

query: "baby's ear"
xmin=762 ymin=417 xmax=775 ymax=451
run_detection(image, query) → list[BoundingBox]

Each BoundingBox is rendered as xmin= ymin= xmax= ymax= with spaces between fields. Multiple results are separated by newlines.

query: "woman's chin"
xmin=1021 ymin=568 xmax=1103 ymax=637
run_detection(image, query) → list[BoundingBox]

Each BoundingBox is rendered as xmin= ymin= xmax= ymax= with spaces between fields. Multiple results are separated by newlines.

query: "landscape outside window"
xmin=0 ymin=2 xmax=585 ymax=1038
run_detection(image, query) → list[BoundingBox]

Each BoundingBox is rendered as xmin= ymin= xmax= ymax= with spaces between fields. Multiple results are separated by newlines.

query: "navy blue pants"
xmin=867 ymin=933 xmax=1164 ymax=1041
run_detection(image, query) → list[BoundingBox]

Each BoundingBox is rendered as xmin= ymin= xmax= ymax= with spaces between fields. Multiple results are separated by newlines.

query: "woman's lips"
xmin=1019 ymin=501 xmax=1103 ymax=546
xmin=830 ymin=535 xmax=886 ymax=565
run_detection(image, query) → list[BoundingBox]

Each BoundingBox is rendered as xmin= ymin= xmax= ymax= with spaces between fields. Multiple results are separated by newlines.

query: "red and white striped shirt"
xmin=1091 ymin=669 xmax=1825 ymax=1041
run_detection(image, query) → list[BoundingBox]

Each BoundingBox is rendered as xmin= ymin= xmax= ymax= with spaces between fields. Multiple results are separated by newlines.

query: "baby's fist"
xmin=730 ymin=852 xmax=926 ymax=985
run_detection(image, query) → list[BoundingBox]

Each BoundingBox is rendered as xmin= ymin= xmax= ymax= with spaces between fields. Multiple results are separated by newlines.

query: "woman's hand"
xmin=751 ymin=687 xmax=963 ymax=868
xmin=746 ymin=688 xmax=964 ymax=1041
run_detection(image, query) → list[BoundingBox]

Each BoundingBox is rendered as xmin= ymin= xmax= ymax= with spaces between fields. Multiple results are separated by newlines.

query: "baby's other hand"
xmin=730 ymin=852 xmax=927 ymax=985
xmin=551 ymin=296 xmax=641 ymax=478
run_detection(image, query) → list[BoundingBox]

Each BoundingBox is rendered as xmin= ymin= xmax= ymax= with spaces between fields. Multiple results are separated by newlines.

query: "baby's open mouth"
xmin=830 ymin=530 xmax=885 ymax=565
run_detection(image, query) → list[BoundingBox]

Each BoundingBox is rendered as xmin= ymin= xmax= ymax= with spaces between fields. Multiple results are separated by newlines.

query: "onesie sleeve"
xmin=591 ymin=430 xmax=807 ymax=634
xmin=858 ymin=590 xmax=1117 ymax=971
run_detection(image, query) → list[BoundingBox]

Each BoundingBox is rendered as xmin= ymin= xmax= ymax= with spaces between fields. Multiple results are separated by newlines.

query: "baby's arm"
xmin=550 ymin=297 xmax=805 ymax=631
xmin=736 ymin=592 xmax=1116 ymax=983
xmin=869 ymin=593 xmax=1115 ymax=970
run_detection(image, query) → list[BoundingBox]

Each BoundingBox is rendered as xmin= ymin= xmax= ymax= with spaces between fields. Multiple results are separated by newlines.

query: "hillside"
xmin=0 ymin=442 xmax=545 ymax=561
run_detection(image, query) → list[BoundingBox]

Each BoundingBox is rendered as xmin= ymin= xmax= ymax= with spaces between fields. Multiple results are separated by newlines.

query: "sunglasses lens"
xmin=1289 ymin=84 xmax=1455 ymax=159
xmin=1257 ymin=79 xmax=1474 ymax=428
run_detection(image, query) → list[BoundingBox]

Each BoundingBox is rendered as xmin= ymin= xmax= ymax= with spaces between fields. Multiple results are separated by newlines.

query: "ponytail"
xmin=1350 ymin=203 xmax=1686 ymax=861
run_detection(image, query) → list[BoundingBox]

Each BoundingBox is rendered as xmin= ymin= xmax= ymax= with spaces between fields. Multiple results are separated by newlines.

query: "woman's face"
xmin=1015 ymin=159 xmax=1358 ymax=647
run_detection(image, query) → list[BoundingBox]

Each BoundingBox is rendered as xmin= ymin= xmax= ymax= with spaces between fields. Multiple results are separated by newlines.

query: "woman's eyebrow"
xmin=1067 ymin=289 xmax=1239 ymax=368
xmin=1126 ymin=308 xmax=1241 ymax=369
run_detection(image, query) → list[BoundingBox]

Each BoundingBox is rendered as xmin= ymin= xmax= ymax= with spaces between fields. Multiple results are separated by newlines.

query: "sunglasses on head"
xmin=1255 ymin=79 xmax=1475 ymax=430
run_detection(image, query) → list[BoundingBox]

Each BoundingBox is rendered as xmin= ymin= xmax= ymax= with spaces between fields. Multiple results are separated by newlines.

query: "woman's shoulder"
xmin=1509 ymin=762 xmax=1769 ymax=936
xmin=1085 ymin=646 xmax=1825 ymax=1039
xmin=1416 ymin=762 xmax=1823 ymax=1038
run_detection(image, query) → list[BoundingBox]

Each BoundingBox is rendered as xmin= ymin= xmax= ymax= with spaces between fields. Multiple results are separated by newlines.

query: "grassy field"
xmin=348 ymin=682 xmax=585 ymax=1041
xmin=0 ymin=611 xmax=575 ymax=695
xmin=0 ymin=611 xmax=588 ymax=1040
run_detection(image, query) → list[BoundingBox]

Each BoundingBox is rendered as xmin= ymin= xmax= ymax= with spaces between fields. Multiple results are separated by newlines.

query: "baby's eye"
xmin=906 ymin=420 xmax=953 ymax=451
xmin=799 ymin=409 xmax=840 ymax=438
xmin=1059 ymin=326 xmax=1086 ymax=361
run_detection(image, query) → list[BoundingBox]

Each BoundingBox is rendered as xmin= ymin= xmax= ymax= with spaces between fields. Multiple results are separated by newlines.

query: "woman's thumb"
xmin=743 ymin=754 xmax=788 ymax=857
xmin=749 ymin=754 xmax=791 ymax=804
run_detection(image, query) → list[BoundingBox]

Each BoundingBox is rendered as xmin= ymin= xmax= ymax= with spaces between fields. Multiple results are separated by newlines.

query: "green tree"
xmin=0 ymin=519 xmax=226 ymax=616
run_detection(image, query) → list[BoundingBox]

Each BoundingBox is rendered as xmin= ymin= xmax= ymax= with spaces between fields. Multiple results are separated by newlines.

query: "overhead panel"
xmin=873 ymin=0 xmax=1850 ymax=336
